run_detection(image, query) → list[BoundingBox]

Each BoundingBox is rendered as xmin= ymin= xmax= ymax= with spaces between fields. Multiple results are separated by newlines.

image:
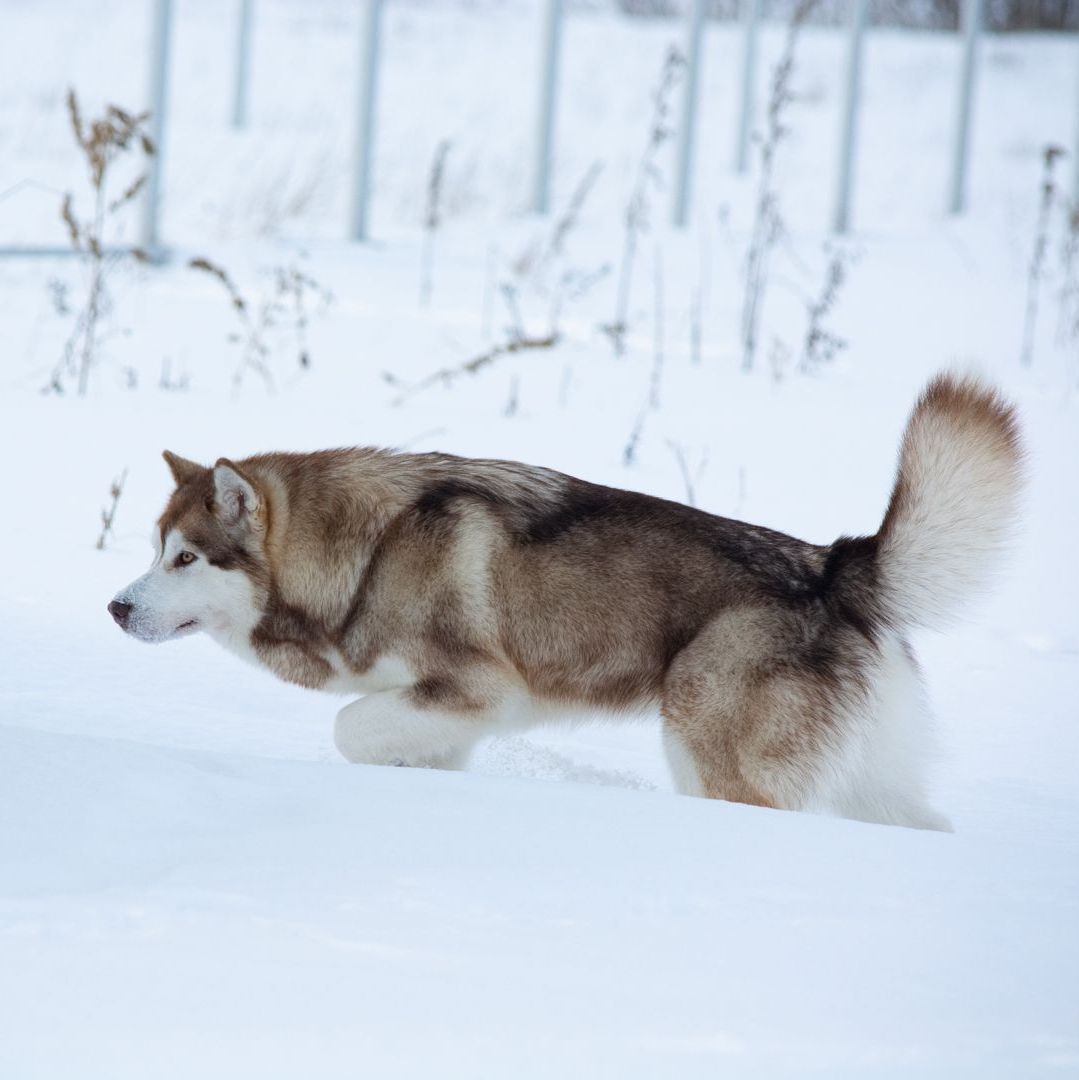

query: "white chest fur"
xmin=320 ymin=650 xmax=415 ymax=696
xmin=206 ymin=620 xmax=414 ymax=697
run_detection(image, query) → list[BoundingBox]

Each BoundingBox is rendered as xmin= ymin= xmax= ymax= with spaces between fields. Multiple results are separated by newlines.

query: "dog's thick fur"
xmin=110 ymin=373 xmax=1023 ymax=829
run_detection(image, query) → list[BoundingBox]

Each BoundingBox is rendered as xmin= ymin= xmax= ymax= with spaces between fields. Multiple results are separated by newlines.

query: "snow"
xmin=1 ymin=2 xmax=1078 ymax=1076
xmin=4 ymin=726 xmax=1076 ymax=1079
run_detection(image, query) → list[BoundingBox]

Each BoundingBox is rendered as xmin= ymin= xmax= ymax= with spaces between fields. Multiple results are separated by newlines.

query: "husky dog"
xmin=110 ymin=373 xmax=1022 ymax=829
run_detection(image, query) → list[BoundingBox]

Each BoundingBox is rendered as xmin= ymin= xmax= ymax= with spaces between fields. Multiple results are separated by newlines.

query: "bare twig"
xmin=624 ymin=248 xmax=667 ymax=465
xmin=46 ymin=89 xmax=154 ymax=395
xmin=500 ymin=282 xmax=527 ymax=341
xmin=420 ymin=139 xmax=452 ymax=307
xmin=602 ymin=48 xmax=684 ymax=355
xmin=651 ymin=247 xmax=664 ymax=408
xmin=388 ymin=333 xmax=560 ymax=405
xmin=540 ymin=161 xmax=604 ymax=270
xmin=504 ymin=374 xmax=520 ymax=418
xmin=734 ymin=466 xmax=748 ymax=517
xmin=800 ymin=244 xmax=849 ymax=373
xmin=275 ymin=262 xmax=333 ymax=370
xmin=623 ymin=406 xmax=648 ymax=467
xmin=189 ymin=257 xmax=273 ymax=390
xmin=769 ymin=337 xmax=794 ymax=383
xmin=190 ymin=255 xmax=331 ymax=389
xmin=666 ymin=440 xmax=709 ymax=507
xmin=159 ymin=356 xmax=190 ymax=391
xmin=506 ymin=161 xmax=609 ymax=339
xmin=548 ymin=263 xmax=611 ymax=335
xmin=48 ymin=278 xmax=71 ymax=317
xmin=407 ymin=158 xmax=603 ymax=401
xmin=95 ymin=468 xmax=128 ymax=550
xmin=481 ymin=242 xmax=498 ymax=341
xmin=1021 ymin=145 xmax=1065 ymax=368
xmin=1057 ymin=203 xmax=1079 ymax=345
xmin=190 ymin=256 xmax=247 ymax=312
xmin=740 ymin=0 xmax=817 ymax=374
xmin=690 ymin=233 xmax=709 ymax=366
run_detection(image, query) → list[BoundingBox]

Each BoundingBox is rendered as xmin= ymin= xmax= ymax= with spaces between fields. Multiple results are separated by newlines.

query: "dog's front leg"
xmin=334 ymin=686 xmax=494 ymax=770
xmin=253 ymin=639 xmax=334 ymax=690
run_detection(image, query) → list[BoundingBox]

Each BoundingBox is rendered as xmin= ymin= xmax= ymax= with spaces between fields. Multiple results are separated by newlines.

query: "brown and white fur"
xmin=109 ymin=373 xmax=1023 ymax=830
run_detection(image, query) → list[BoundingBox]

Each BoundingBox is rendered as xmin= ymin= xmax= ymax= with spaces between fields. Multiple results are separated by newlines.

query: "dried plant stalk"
xmin=190 ymin=255 xmax=332 ymax=390
xmin=800 ymin=245 xmax=849 ymax=373
xmin=602 ymin=48 xmax=683 ymax=356
xmin=95 ymin=469 xmax=128 ymax=550
xmin=624 ymin=247 xmax=667 ymax=465
xmin=540 ymin=161 xmax=604 ymax=270
xmin=388 ymin=332 xmax=559 ymax=405
xmin=420 ymin=139 xmax=453 ymax=307
xmin=741 ymin=0 xmax=817 ymax=374
xmin=1057 ymin=204 xmax=1079 ymax=346
xmin=1021 ymin=145 xmax=1065 ymax=368
xmin=47 ymin=89 xmax=154 ymax=396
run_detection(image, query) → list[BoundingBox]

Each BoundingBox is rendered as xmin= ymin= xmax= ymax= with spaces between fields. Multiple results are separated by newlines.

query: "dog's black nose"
xmin=108 ymin=599 xmax=132 ymax=627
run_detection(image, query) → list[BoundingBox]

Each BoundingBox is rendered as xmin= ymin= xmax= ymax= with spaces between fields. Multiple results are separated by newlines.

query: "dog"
xmin=109 ymin=373 xmax=1023 ymax=829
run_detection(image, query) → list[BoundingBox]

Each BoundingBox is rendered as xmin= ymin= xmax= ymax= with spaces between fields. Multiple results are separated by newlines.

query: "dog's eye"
xmin=174 ymin=551 xmax=197 ymax=568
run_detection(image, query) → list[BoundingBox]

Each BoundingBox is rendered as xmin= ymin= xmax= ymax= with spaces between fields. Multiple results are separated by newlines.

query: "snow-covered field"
xmin=1 ymin=2 xmax=1077 ymax=1076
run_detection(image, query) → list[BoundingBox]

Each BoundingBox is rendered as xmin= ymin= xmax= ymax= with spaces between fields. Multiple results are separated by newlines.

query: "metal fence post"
xmin=734 ymin=0 xmax=761 ymax=174
xmin=833 ymin=0 xmax=868 ymax=233
xmin=232 ymin=0 xmax=254 ymax=129
xmin=140 ymin=0 xmax=172 ymax=252
xmin=349 ymin=0 xmax=384 ymax=241
xmin=531 ymin=0 xmax=563 ymax=214
xmin=948 ymin=0 xmax=982 ymax=214
xmin=672 ymin=0 xmax=706 ymax=227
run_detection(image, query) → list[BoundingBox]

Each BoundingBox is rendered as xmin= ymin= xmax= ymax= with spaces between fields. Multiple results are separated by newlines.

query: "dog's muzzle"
xmin=108 ymin=599 xmax=132 ymax=629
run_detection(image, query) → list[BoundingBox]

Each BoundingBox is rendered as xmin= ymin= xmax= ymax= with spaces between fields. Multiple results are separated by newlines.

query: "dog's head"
xmin=108 ymin=451 xmax=270 ymax=644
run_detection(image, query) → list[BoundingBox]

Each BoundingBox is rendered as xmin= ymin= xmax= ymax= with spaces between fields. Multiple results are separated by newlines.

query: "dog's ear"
xmin=212 ymin=459 xmax=262 ymax=530
xmin=162 ymin=450 xmax=204 ymax=487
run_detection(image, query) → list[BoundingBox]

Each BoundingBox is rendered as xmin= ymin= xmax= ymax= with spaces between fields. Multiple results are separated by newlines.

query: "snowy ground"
xmin=1 ymin=2 xmax=1078 ymax=1077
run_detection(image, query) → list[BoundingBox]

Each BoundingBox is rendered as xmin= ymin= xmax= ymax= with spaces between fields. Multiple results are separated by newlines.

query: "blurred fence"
xmin=619 ymin=0 xmax=1079 ymax=31
xmin=3 ymin=0 xmax=1076 ymax=256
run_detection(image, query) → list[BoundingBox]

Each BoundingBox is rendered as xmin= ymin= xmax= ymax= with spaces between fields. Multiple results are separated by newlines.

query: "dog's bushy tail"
xmin=861 ymin=372 xmax=1024 ymax=632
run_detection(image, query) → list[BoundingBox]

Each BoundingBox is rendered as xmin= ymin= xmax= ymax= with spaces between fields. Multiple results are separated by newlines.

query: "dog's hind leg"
xmin=818 ymin=637 xmax=953 ymax=832
xmin=661 ymin=687 xmax=820 ymax=812
xmin=664 ymin=621 xmax=953 ymax=830
xmin=659 ymin=612 xmax=826 ymax=813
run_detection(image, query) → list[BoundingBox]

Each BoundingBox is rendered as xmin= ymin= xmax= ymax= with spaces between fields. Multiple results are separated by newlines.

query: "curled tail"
xmin=867 ymin=372 xmax=1024 ymax=632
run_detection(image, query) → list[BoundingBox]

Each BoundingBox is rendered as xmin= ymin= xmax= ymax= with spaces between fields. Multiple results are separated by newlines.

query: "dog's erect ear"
xmin=162 ymin=450 xmax=204 ymax=487
xmin=212 ymin=459 xmax=261 ymax=529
